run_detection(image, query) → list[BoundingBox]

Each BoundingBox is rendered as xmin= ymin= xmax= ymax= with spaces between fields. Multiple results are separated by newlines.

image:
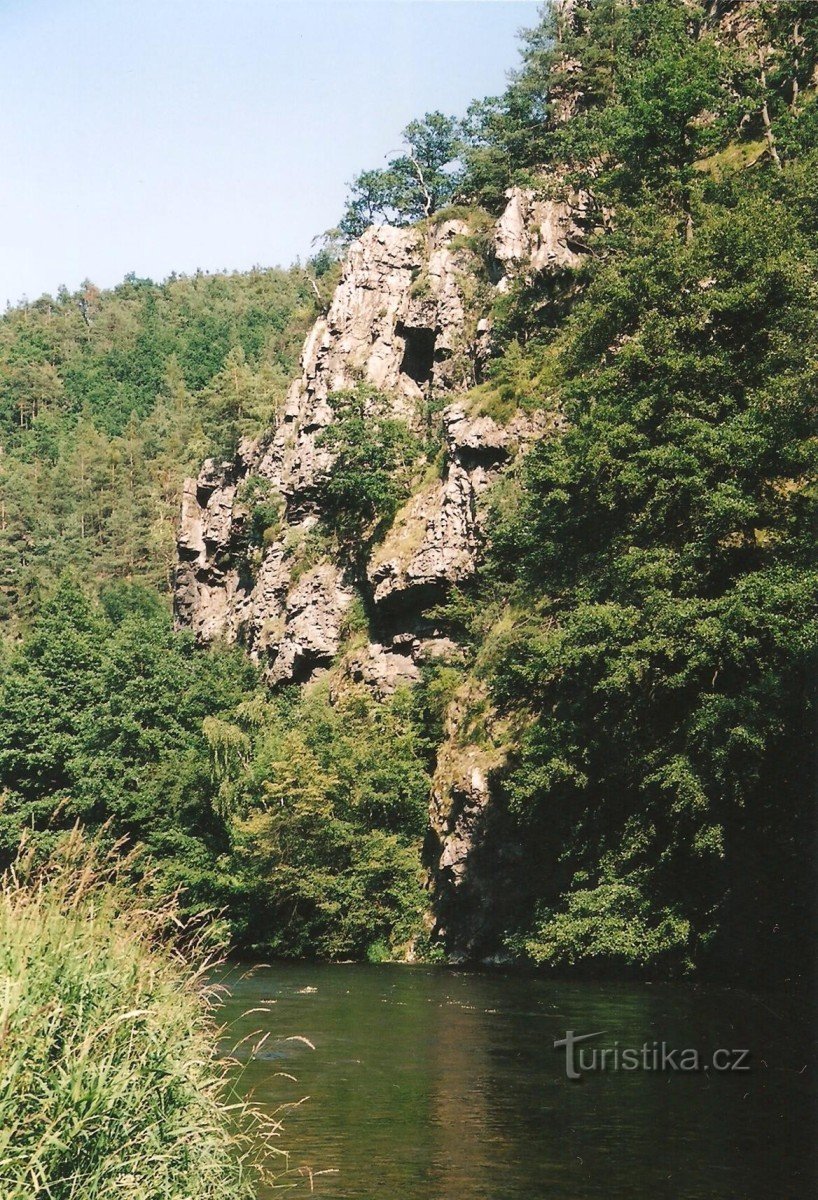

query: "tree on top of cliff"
xmin=338 ymin=112 xmax=464 ymax=239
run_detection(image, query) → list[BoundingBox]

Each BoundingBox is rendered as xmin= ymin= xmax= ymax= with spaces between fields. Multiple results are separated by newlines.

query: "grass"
xmin=0 ymin=829 xmax=289 ymax=1199
xmin=692 ymin=137 xmax=767 ymax=181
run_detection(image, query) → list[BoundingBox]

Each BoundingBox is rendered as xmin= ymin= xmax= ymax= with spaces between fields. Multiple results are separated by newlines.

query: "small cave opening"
xmin=287 ymin=649 xmax=334 ymax=686
xmin=397 ymin=322 xmax=437 ymax=386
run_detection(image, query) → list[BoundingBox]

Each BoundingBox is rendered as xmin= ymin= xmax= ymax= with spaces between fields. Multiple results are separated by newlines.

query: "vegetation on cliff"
xmin=478 ymin=168 xmax=817 ymax=975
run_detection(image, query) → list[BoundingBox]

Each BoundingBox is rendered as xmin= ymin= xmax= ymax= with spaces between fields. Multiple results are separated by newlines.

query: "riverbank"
xmin=0 ymin=833 xmax=276 ymax=1199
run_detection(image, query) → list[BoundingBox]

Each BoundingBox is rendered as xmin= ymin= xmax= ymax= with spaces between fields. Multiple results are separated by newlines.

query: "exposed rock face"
xmin=274 ymin=216 xmax=475 ymax=491
xmin=174 ymin=200 xmax=563 ymax=677
xmin=369 ymin=404 xmax=558 ymax=611
xmin=342 ymin=640 xmax=422 ymax=698
xmin=175 ymin=476 xmax=356 ymax=685
xmin=268 ymin=562 xmax=354 ymax=685
xmin=175 ymin=457 xmax=248 ymax=644
xmin=432 ymin=757 xmax=492 ymax=890
xmin=174 ymin=186 xmax=586 ymax=662
xmin=493 ymin=185 xmax=598 ymax=287
xmin=174 ymin=187 xmax=585 ymax=953
xmin=174 ymin=216 xmax=482 ymax=682
xmin=425 ymin=681 xmax=511 ymax=960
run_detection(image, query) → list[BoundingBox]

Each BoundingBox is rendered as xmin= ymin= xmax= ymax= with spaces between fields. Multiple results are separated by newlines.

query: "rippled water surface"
xmin=218 ymin=962 xmax=814 ymax=1200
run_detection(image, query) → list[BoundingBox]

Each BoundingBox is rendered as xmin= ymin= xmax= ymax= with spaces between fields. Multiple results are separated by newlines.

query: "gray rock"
xmin=174 ymin=189 xmax=578 ymax=684
xmin=493 ymin=184 xmax=595 ymax=287
xmin=266 ymin=563 xmax=354 ymax=685
xmin=341 ymin=641 xmax=422 ymax=698
xmin=368 ymin=404 xmax=557 ymax=610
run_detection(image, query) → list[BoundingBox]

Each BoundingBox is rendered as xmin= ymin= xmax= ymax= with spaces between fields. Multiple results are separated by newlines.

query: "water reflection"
xmin=218 ymin=963 xmax=815 ymax=1200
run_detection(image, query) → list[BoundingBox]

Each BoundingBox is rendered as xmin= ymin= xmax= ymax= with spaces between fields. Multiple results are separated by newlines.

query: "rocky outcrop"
xmin=425 ymin=681 xmax=512 ymax=959
xmin=174 ymin=183 xmax=584 ymax=689
xmin=333 ymin=630 xmax=462 ymax=701
xmin=493 ymin=184 xmax=600 ymax=287
xmin=342 ymin=640 xmax=422 ymax=698
xmin=432 ymin=757 xmax=493 ymax=890
xmin=173 ymin=184 xmax=591 ymax=955
xmin=369 ymin=405 xmax=558 ymax=611
xmin=173 ymin=216 xmax=484 ymax=680
xmin=173 ymin=181 xmax=595 ymax=958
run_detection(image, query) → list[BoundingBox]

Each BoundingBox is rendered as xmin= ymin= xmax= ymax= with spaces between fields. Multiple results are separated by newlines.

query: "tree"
xmin=233 ymin=681 xmax=431 ymax=959
xmin=315 ymin=385 xmax=421 ymax=552
xmin=339 ymin=112 xmax=464 ymax=238
xmin=481 ymin=158 xmax=818 ymax=978
xmin=0 ymin=579 xmax=257 ymax=913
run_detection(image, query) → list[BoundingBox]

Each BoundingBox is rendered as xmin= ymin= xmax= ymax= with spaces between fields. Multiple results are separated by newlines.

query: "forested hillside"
xmin=0 ymin=266 xmax=325 ymax=622
xmin=437 ymin=0 xmax=818 ymax=980
xmin=0 ymin=0 xmax=815 ymax=982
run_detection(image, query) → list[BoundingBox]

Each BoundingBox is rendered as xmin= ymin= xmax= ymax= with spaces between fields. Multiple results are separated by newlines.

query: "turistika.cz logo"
xmin=554 ymin=1031 xmax=751 ymax=1080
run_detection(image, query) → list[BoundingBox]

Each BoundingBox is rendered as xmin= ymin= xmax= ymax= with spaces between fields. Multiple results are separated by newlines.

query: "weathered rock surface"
xmin=493 ymin=184 xmax=597 ymax=287
xmin=424 ymin=681 xmax=512 ymax=959
xmin=428 ymin=684 xmax=499 ymax=874
xmin=332 ymin=630 xmax=463 ymax=701
xmin=174 ymin=216 xmax=493 ymax=682
xmin=174 ymin=189 xmax=579 ymax=690
xmin=341 ymin=640 xmax=422 ymax=698
xmin=433 ymin=758 xmax=492 ymax=889
xmin=368 ymin=404 xmax=557 ymax=610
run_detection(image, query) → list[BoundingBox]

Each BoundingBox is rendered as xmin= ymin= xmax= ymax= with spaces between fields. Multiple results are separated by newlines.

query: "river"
xmin=218 ymin=962 xmax=814 ymax=1199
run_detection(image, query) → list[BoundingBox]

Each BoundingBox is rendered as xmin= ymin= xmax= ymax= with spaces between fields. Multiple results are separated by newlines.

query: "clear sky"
xmin=0 ymin=0 xmax=539 ymax=307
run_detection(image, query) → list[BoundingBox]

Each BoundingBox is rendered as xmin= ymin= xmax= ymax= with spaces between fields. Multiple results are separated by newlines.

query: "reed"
xmin=0 ymin=829 xmax=285 ymax=1199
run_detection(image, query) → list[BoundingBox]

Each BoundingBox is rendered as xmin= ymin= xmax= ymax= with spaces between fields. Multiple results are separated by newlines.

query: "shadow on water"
xmin=216 ymin=962 xmax=815 ymax=1200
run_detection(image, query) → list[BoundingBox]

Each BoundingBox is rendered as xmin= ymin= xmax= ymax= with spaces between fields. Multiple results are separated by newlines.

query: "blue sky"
xmin=0 ymin=0 xmax=538 ymax=307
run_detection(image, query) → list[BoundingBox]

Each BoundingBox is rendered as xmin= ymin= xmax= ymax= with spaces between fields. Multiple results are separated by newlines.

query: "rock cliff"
xmin=174 ymin=184 xmax=595 ymax=951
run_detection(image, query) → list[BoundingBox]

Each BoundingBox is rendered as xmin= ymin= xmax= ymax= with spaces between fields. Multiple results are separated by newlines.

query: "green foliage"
xmin=475 ymin=133 xmax=818 ymax=975
xmin=558 ymin=1 xmax=741 ymax=196
xmin=231 ymin=682 xmax=433 ymax=960
xmin=0 ymin=831 xmax=280 ymax=1198
xmin=0 ymin=578 xmax=257 ymax=912
xmin=520 ymin=876 xmax=693 ymax=971
xmin=0 ymin=268 xmax=318 ymax=620
xmin=316 ymin=385 xmax=422 ymax=550
xmin=459 ymin=1 xmax=569 ymax=210
xmin=461 ymin=0 xmax=818 ymax=216
xmin=0 ymin=578 xmax=435 ymax=961
xmin=339 ymin=112 xmax=464 ymax=238
xmin=238 ymin=474 xmax=284 ymax=548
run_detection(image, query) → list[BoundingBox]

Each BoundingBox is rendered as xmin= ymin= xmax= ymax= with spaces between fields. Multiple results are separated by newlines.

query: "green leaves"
xmin=232 ymin=681 xmax=432 ymax=960
xmin=0 ymin=580 xmax=255 ymax=903
xmin=339 ymin=112 xmax=464 ymax=238
xmin=0 ymin=577 xmax=433 ymax=960
xmin=0 ymin=267 xmax=320 ymax=615
xmin=474 ymin=38 xmax=818 ymax=975
xmin=316 ymin=385 xmax=422 ymax=551
xmin=522 ymin=877 xmax=693 ymax=971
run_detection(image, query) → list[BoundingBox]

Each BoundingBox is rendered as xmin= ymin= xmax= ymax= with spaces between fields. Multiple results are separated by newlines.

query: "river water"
xmin=218 ymin=961 xmax=814 ymax=1200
